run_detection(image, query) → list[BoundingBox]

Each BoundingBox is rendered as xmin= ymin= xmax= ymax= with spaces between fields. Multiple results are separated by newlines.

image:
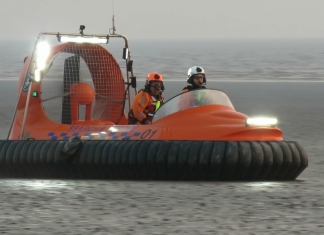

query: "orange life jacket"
xmin=128 ymin=91 xmax=164 ymax=124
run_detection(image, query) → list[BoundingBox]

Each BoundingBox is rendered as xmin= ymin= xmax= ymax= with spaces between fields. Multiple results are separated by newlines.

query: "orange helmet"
xmin=145 ymin=72 xmax=164 ymax=92
xmin=146 ymin=72 xmax=163 ymax=83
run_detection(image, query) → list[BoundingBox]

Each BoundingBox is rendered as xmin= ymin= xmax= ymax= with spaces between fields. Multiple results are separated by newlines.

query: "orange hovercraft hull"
xmin=0 ymin=30 xmax=307 ymax=180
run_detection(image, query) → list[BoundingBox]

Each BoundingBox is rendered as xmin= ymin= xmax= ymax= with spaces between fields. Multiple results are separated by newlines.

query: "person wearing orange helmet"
xmin=128 ymin=72 xmax=165 ymax=125
xmin=182 ymin=66 xmax=206 ymax=92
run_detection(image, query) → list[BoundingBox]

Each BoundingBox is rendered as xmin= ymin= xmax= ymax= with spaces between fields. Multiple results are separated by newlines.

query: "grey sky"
xmin=1 ymin=0 xmax=324 ymax=40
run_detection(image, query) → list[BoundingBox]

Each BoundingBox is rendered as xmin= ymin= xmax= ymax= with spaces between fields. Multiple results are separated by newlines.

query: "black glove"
xmin=141 ymin=118 xmax=150 ymax=125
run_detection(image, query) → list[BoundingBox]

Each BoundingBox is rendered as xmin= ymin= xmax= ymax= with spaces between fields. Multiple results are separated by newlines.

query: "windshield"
xmin=153 ymin=89 xmax=234 ymax=122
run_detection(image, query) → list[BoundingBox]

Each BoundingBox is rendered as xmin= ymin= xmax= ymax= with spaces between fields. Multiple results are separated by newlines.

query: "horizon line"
xmin=1 ymin=37 xmax=324 ymax=42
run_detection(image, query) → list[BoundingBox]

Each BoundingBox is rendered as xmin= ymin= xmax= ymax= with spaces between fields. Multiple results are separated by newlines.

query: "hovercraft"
xmin=0 ymin=27 xmax=308 ymax=180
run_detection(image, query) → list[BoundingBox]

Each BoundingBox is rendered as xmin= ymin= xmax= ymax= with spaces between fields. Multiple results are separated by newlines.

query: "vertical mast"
xmin=111 ymin=0 xmax=116 ymax=35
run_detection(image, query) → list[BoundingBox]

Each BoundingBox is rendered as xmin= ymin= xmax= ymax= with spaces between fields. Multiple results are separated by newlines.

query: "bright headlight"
xmin=59 ymin=36 xmax=108 ymax=44
xmin=36 ymin=41 xmax=50 ymax=70
xmin=34 ymin=69 xmax=42 ymax=82
xmin=246 ymin=117 xmax=277 ymax=127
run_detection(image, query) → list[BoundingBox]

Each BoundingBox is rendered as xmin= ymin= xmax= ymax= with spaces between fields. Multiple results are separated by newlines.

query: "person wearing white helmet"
xmin=182 ymin=66 xmax=206 ymax=92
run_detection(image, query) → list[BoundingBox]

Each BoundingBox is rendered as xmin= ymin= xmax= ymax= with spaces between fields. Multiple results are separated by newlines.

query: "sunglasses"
xmin=150 ymin=81 xmax=162 ymax=87
xmin=193 ymin=75 xmax=204 ymax=80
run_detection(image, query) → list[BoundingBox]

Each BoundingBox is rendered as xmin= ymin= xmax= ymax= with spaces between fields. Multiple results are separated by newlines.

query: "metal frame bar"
xmin=8 ymin=31 xmax=136 ymax=139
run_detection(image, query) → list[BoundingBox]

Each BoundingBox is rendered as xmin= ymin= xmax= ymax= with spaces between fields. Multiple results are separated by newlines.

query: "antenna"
xmin=110 ymin=0 xmax=116 ymax=35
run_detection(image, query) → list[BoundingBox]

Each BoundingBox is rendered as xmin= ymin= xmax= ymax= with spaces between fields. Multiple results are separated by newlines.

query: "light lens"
xmin=32 ymin=91 xmax=38 ymax=97
xmin=60 ymin=36 xmax=108 ymax=44
xmin=36 ymin=41 xmax=50 ymax=70
xmin=246 ymin=117 xmax=277 ymax=127
xmin=34 ymin=69 xmax=41 ymax=82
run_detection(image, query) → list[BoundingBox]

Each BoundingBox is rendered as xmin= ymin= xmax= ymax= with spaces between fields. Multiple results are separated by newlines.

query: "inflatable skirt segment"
xmin=0 ymin=139 xmax=308 ymax=180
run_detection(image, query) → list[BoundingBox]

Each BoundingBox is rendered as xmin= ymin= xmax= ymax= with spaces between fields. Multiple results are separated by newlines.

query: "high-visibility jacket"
xmin=178 ymin=86 xmax=207 ymax=110
xmin=128 ymin=91 xmax=164 ymax=124
xmin=182 ymin=85 xmax=206 ymax=93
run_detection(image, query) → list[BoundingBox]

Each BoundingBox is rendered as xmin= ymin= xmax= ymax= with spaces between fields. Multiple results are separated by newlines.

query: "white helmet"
xmin=187 ymin=66 xmax=206 ymax=84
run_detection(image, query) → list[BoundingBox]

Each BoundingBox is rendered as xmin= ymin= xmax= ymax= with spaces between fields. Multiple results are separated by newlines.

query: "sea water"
xmin=1 ymin=38 xmax=324 ymax=81
xmin=0 ymin=39 xmax=323 ymax=233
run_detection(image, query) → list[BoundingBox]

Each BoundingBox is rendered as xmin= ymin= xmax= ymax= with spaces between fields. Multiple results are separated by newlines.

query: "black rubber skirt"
xmin=0 ymin=139 xmax=308 ymax=180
